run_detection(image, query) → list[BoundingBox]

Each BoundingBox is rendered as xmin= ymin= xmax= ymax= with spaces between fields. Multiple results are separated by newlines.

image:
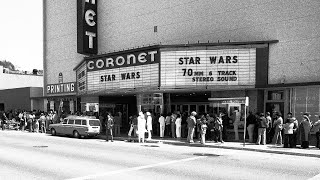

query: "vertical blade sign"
xmin=77 ymin=0 xmax=98 ymax=55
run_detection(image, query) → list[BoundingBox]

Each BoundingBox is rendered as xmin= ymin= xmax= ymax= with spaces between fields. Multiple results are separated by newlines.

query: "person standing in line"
xmin=291 ymin=113 xmax=299 ymax=148
xmin=312 ymin=115 xmax=320 ymax=149
xmin=187 ymin=111 xmax=197 ymax=143
xmin=299 ymin=113 xmax=312 ymax=149
xmin=165 ymin=113 xmax=171 ymax=137
xmin=20 ymin=111 xmax=27 ymax=131
xmin=199 ymin=114 xmax=208 ymax=145
xmin=233 ymin=110 xmax=241 ymax=141
xmin=214 ymin=113 xmax=224 ymax=143
xmin=28 ymin=112 xmax=35 ymax=132
xmin=246 ymin=111 xmax=257 ymax=143
xmin=146 ymin=112 xmax=153 ymax=140
xmin=34 ymin=116 xmax=39 ymax=133
xmin=18 ymin=111 xmax=23 ymax=131
xmin=286 ymin=112 xmax=297 ymax=147
xmin=272 ymin=112 xmax=283 ymax=146
xmin=221 ymin=112 xmax=229 ymax=141
xmin=175 ymin=114 xmax=182 ymax=140
xmin=283 ymin=117 xmax=294 ymax=148
xmin=256 ymin=113 xmax=267 ymax=145
xmin=181 ymin=112 xmax=188 ymax=138
xmin=265 ymin=112 xmax=273 ymax=144
xmin=39 ymin=113 xmax=46 ymax=133
xmin=137 ymin=111 xmax=146 ymax=143
xmin=171 ymin=113 xmax=177 ymax=138
xmin=128 ymin=115 xmax=138 ymax=142
xmin=52 ymin=111 xmax=58 ymax=124
xmin=105 ymin=113 xmax=114 ymax=142
xmin=158 ymin=114 xmax=165 ymax=138
xmin=0 ymin=111 xmax=7 ymax=130
xmin=152 ymin=113 xmax=159 ymax=136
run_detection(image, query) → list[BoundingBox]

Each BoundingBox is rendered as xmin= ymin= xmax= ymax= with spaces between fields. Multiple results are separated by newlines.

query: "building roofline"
xmin=73 ymin=40 xmax=279 ymax=71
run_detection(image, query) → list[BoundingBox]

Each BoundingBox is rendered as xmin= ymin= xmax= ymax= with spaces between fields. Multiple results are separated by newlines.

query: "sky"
xmin=0 ymin=0 xmax=43 ymax=71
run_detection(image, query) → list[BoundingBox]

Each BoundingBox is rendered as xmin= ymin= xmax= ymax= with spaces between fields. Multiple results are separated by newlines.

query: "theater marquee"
xmin=160 ymin=48 xmax=256 ymax=88
xmin=85 ymin=49 xmax=160 ymax=92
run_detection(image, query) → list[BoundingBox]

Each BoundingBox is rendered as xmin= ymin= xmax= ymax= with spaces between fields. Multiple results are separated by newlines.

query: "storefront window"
xmin=292 ymin=87 xmax=320 ymax=123
xmin=137 ymin=93 xmax=163 ymax=114
xmin=268 ymin=90 xmax=284 ymax=100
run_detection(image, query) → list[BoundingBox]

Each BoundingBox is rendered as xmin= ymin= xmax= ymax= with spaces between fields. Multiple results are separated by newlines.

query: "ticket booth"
xmin=209 ymin=97 xmax=249 ymax=143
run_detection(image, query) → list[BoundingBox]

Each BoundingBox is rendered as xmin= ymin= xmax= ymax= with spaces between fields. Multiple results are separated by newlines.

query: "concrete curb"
xmin=98 ymin=135 xmax=320 ymax=158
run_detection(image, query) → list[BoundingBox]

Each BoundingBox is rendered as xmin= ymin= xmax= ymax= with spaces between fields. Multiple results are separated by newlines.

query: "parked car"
xmin=49 ymin=116 xmax=101 ymax=138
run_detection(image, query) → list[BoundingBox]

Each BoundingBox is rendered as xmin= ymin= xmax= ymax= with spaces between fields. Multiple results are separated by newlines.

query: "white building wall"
xmin=44 ymin=0 xmax=84 ymax=89
xmin=0 ymin=66 xmax=43 ymax=90
xmin=45 ymin=0 xmax=320 ymax=87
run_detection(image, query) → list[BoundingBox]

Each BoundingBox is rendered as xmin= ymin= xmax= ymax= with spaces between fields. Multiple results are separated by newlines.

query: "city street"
xmin=0 ymin=130 xmax=320 ymax=180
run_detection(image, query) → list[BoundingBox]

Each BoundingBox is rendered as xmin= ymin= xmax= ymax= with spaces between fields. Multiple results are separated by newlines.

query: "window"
xmin=63 ymin=119 xmax=68 ymax=124
xmin=78 ymin=81 xmax=86 ymax=91
xmin=75 ymin=120 xmax=81 ymax=125
xmin=89 ymin=120 xmax=100 ymax=126
xmin=292 ymin=87 xmax=320 ymax=124
xmin=82 ymin=120 xmax=87 ymax=125
xmin=268 ymin=90 xmax=284 ymax=100
xmin=68 ymin=120 xmax=74 ymax=124
xmin=78 ymin=70 xmax=86 ymax=79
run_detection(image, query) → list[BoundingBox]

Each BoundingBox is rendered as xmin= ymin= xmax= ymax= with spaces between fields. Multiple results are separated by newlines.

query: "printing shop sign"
xmin=85 ymin=49 xmax=160 ymax=92
xmin=160 ymin=48 xmax=256 ymax=88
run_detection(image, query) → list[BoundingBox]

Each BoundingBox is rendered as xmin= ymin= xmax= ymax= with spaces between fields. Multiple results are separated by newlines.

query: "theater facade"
xmin=44 ymin=0 xmax=320 ymax=132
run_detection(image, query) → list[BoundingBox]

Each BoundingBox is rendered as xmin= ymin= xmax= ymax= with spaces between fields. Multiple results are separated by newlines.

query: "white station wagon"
xmin=49 ymin=116 xmax=101 ymax=138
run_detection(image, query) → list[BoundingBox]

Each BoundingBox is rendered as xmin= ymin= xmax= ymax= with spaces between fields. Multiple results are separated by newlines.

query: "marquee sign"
xmin=77 ymin=0 xmax=98 ymax=55
xmin=86 ymin=50 xmax=159 ymax=72
xmin=160 ymin=48 xmax=256 ymax=88
xmin=86 ymin=49 xmax=160 ymax=92
xmin=87 ymin=64 xmax=159 ymax=92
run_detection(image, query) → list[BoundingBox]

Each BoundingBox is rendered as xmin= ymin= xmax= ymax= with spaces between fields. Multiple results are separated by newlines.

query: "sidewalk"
xmin=97 ymin=134 xmax=320 ymax=158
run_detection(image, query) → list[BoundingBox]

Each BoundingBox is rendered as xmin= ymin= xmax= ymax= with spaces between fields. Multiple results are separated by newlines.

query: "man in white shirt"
xmin=158 ymin=114 xmax=165 ymax=138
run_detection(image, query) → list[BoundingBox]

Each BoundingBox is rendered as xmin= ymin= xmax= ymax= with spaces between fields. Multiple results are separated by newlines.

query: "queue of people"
xmin=124 ymin=110 xmax=320 ymax=149
xmin=0 ymin=110 xmax=60 ymax=133
xmin=3 ymin=108 xmax=320 ymax=149
xmin=125 ymin=110 xmax=227 ymax=145
xmin=245 ymin=111 xmax=320 ymax=149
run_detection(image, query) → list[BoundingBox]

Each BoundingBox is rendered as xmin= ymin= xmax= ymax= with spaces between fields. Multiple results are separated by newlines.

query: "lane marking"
xmin=308 ymin=173 xmax=320 ymax=180
xmin=65 ymin=156 xmax=204 ymax=180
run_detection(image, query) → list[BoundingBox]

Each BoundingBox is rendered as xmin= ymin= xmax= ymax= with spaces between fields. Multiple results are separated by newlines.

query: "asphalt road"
xmin=0 ymin=130 xmax=320 ymax=180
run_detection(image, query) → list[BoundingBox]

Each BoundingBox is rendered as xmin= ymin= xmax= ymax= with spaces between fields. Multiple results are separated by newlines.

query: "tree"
xmin=0 ymin=60 xmax=16 ymax=71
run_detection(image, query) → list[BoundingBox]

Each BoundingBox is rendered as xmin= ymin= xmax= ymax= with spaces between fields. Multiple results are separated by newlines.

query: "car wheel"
xmin=73 ymin=130 xmax=80 ymax=138
xmin=51 ymin=128 xmax=56 ymax=136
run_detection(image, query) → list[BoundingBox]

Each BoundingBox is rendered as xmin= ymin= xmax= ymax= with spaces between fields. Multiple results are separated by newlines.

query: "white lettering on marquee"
xmin=87 ymin=50 xmax=158 ymax=71
xmin=149 ymin=51 xmax=157 ymax=62
xmin=85 ymin=10 xmax=96 ymax=26
xmin=138 ymin=52 xmax=147 ymax=63
xmin=116 ymin=56 xmax=125 ymax=66
xmin=127 ymin=54 xmax=136 ymax=65
xmin=106 ymin=58 xmax=114 ymax=68
xmin=85 ymin=31 xmax=96 ymax=49
xmin=85 ymin=0 xmax=95 ymax=4
xmin=96 ymin=59 xmax=104 ymax=69
xmin=87 ymin=61 xmax=94 ymax=70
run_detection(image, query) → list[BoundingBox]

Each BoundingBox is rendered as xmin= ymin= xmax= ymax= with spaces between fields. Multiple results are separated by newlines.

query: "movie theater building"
xmin=44 ymin=0 xmax=320 ymax=131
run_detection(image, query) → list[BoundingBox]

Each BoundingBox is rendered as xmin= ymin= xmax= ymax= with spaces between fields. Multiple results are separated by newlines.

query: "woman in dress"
xmin=175 ymin=114 xmax=182 ymax=140
xmin=137 ymin=111 xmax=147 ymax=143
xmin=146 ymin=112 xmax=153 ymax=140
xmin=299 ymin=113 xmax=312 ymax=149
